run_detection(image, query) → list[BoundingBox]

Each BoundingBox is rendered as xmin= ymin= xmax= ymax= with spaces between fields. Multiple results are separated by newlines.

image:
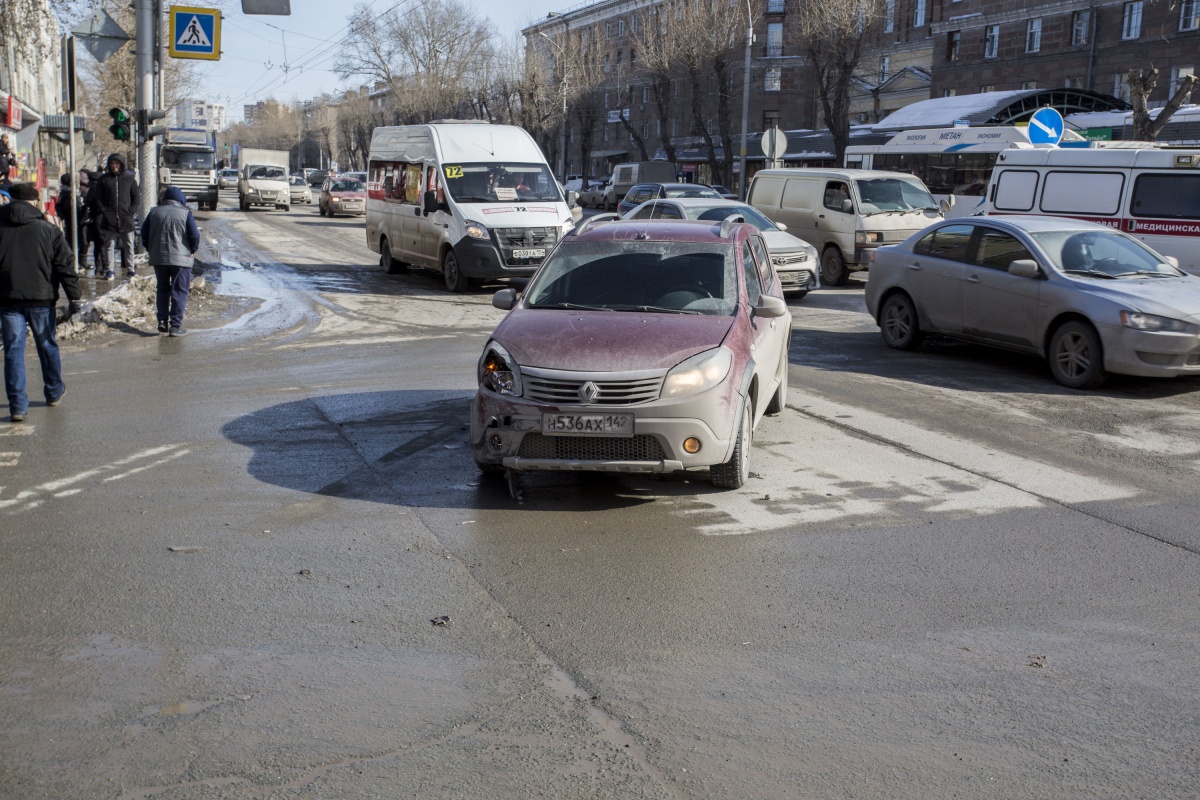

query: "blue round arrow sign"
xmin=1028 ymin=108 xmax=1065 ymax=145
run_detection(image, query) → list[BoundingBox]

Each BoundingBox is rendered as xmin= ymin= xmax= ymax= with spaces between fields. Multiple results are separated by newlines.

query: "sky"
xmin=194 ymin=0 xmax=579 ymax=122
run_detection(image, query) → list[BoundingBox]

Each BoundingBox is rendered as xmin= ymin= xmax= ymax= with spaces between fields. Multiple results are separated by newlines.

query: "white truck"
xmin=238 ymin=148 xmax=290 ymax=211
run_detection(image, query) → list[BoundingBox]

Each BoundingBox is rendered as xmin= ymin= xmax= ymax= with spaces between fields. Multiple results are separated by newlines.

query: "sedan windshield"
xmin=329 ymin=180 xmax=363 ymax=192
xmin=685 ymin=204 xmax=777 ymax=232
xmin=525 ymin=241 xmax=738 ymax=316
xmin=855 ymin=178 xmax=937 ymax=214
xmin=288 ymin=176 xmax=306 ymax=186
xmin=1031 ymin=230 xmax=1183 ymax=278
xmin=664 ymin=187 xmax=721 ymax=199
xmin=442 ymin=162 xmax=563 ymax=203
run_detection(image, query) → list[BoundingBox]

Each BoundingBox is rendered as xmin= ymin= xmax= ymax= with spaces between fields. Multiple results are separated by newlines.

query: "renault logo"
xmin=578 ymin=381 xmax=599 ymax=403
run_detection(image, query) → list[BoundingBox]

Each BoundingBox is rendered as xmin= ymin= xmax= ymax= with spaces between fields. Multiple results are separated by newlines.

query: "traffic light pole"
xmin=135 ymin=0 xmax=157 ymax=220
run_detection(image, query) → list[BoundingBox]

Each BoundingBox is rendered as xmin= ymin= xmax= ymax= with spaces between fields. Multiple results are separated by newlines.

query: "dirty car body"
xmin=471 ymin=219 xmax=792 ymax=489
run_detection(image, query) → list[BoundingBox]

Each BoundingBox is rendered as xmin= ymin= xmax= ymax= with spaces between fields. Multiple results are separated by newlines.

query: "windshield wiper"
xmin=613 ymin=305 xmax=702 ymax=315
xmin=1062 ymin=269 xmax=1118 ymax=279
xmin=1112 ymin=270 xmax=1179 ymax=278
xmin=529 ymin=302 xmax=614 ymax=311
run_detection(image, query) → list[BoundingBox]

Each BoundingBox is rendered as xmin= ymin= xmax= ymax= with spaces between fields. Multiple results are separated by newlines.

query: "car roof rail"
xmin=719 ymin=213 xmax=746 ymax=238
xmin=573 ymin=213 xmax=621 ymax=235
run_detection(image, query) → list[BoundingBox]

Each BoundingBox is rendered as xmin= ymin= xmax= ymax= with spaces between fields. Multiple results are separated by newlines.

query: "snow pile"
xmin=58 ymin=273 xmax=215 ymax=341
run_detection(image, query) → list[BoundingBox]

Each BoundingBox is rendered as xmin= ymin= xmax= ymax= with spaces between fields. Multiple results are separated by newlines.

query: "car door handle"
xmin=966 ymin=274 xmax=981 ymax=283
xmin=907 ymin=263 xmax=922 ymax=271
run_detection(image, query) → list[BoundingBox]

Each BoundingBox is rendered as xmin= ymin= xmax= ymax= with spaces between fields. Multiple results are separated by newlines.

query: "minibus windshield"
xmin=442 ymin=162 xmax=563 ymax=203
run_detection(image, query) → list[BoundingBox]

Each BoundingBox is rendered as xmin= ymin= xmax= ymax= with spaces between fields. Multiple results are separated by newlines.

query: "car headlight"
xmin=1120 ymin=311 xmax=1197 ymax=333
xmin=855 ymin=231 xmax=882 ymax=245
xmin=661 ymin=347 xmax=733 ymax=399
xmin=465 ymin=221 xmax=489 ymax=239
xmin=478 ymin=342 xmax=522 ymax=396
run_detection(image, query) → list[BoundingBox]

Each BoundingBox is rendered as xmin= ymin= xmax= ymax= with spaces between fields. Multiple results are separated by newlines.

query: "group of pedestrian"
xmin=0 ymin=153 xmax=200 ymax=422
xmin=57 ymin=153 xmax=140 ymax=281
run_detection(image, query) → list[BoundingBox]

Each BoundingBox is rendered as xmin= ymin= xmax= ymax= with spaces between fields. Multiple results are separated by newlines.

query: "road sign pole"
xmin=136 ymin=0 xmax=157 ymax=220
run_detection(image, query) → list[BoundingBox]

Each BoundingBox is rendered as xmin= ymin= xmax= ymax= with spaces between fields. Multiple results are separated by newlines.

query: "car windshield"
xmin=329 ymin=180 xmax=363 ymax=192
xmin=855 ymin=177 xmax=937 ymax=214
xmin=442 ymin=162 xmax=563 ymax=203
xmin=1031 ymin=229 xmax=1184 ymax=278
xmin=525 ymin=241 xmax=738 ymax=316
xmin=249 ymin=165 xmax=285 ymax=180
xmin=685 ymin=204 xmax=777 ymax=231
xmin=664 ymin=186 xmax=721 ymax=199
xmin=162 ymin=150 xmax=214 ymax=170
xmin=289 ymin=176 xmax=306 ymax=186
xmin=221 ymin=170 xmax=236 ymax=177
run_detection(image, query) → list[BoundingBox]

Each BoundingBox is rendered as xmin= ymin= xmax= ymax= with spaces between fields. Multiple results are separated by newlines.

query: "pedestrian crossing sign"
xmin=169 ymin=5 xmax=220 ymax=60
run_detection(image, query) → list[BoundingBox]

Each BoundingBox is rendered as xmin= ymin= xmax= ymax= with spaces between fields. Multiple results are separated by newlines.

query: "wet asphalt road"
xmin=1 ymin=192 xmax=1199 ymax=798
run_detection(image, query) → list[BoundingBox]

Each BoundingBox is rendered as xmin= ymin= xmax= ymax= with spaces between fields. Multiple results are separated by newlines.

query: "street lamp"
xmin=737 ymin=0 xmax=754 ymax=200
xmin=539 ymin=30 xmax=569 ymax=180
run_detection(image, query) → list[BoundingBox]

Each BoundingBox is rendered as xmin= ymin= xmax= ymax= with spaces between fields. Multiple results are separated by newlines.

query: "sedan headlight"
xmin=1120 ymin=311 xmax=1198 ymax=334
xmin=465 ymin=221 xmax=489 ymax=239
xmin=661 ymin=347 xmax=733 ymax=399
xmin=855 ymin=231 xmax=882 ymax=245
xmin=478 ymin=342 xmax=522 ymax=396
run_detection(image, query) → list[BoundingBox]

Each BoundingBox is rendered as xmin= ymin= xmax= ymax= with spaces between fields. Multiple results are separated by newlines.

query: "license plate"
xmin=542 ymin=413 xmax=633 ymax=436
xmin=512 ymin=248 xmax=546 ymax=259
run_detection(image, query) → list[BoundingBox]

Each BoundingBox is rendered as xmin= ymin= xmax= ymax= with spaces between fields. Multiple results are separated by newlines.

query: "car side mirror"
xmin=938 ymin=198 xmax=953 ymax=214
xmin=774 ymin=221 xmax=788 ymax=231
xmin=567 ymin=190 xmax=578 ymax=207
xmin=423 ymin=190 xmax=438 ymax=214
xmin=753 ymin=295 xmax=788 ymax=318
xmin=841 ymin=198 xmax=853 ymax=213
xmin=1164 ymin=256 xmax=1180 ymax=268
xmin=1008 ymin=259 xmax=1042 ymax=278
xmin=492 ymin=288 xmax=516 ymax=310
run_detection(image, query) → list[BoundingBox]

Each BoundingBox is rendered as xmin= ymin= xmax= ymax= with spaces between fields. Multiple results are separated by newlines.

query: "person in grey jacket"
xmin=141 ymin=186 xmax=200 ymax=336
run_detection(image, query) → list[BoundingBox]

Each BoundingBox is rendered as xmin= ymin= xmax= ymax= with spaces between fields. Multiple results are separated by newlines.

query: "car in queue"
xmin=319 ymin=177 xmax=366 ymax=217
xmin=616 ymin=183 xmax=723 ymax=216
xmin=623 ymin=198 xmax=820 ymax=297
xmin=288 ymin=175 xmax=313 ymax=204
xmin=710 ymin=184 xmax=738 ymax=200
xmin=578 ymin=178 xmax=613 ymax=209
xmin=471 ymin=216 xmax=793 ymax=490
xmin=306 ymin=169 xmax=330 ymax=187
xmin=865 ymin=216 xmax=1200 ymax=389
xmin=218 ymin=168 xmax=238 ymax=189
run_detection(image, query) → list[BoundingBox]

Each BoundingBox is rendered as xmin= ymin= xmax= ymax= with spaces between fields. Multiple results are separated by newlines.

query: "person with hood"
xmin=87 ymin=152 xmax=138 ymax=281
xmin=54 ymin=173 xmax=87 ymax=259
xmin=141 ymin=186 xmax=199 ymax=336
xmin=0 ymin=183 xmax=81 ymax=423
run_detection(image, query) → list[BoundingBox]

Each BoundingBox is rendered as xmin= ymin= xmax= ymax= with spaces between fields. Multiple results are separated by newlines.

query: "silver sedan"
xmin=288 ymin=176 xmax=313 ymax=204
xmin=865 ymin=216 xmax=1200 ymax=389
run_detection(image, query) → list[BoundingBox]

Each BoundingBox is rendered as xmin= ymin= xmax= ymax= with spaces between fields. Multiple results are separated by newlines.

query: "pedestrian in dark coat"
xmin=54 ymin=173 xmax=87 ymax=257
xmin=0 ymin=134 xmax=16 ymax=176
xmin=86 ymin=152 xmax=138 ymax=281
xmin=141 ymin=186 xmax=199 ymax=336
xmin=0 ymin=183 xmax=81 ymax=422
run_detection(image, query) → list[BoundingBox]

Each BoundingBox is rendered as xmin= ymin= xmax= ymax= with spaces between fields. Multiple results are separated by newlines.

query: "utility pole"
xmin=737 ymin=0 xmax=753 ymax=200
xmin=135 ymin=0 xmax=157 ymax=219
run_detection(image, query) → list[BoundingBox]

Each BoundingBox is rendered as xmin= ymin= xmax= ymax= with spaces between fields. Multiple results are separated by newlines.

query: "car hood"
xmin=495 ymin=309 xmax=735 ymax=371
xmin=1075 ymin=276 xmax=1200 ymax=319
xmin=761 ymin=229 xmax=816 ymax=256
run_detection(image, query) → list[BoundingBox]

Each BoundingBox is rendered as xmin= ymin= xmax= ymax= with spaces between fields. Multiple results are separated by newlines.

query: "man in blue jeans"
xmin=0 ymin=183 xmax=81 ymax=422
xmin=141 ymin=186 xmax=199 ymax=336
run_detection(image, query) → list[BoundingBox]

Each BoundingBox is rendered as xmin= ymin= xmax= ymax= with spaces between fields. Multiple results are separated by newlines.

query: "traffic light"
xmin=108 ymin=107 xmax=132 ymax=141
xmin=138 ymin=108 xmax=168 ymax=141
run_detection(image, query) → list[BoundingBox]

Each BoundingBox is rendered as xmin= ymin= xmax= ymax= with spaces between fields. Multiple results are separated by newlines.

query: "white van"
xmin=610 ymin=161 xmax=678 ymax=205
xmin=982 ymin=146 xmax=1200 ymax=273
xmin=746 ymin=168 xmax=944 ymax=285
xmin=366 ymin=122 xmax=576 ymax=292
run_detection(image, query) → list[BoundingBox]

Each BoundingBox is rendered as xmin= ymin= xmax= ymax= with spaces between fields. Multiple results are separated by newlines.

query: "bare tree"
xmin=791 ymin=0 xmax=882 ymax=164
xmin=1128 ymin=67 xmax=1198 ymax=141
xmin=536 ymin=23 xmax=607 ymax=182
xmin=632 ymin=5 xmax=682 ymax=163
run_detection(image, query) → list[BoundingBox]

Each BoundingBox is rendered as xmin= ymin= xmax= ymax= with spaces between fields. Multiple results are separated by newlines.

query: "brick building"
xmin=929 ymin=0 xmax=1200 ymax=103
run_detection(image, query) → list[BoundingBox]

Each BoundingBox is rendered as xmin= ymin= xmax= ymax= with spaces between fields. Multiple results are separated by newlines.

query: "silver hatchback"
xmin=865 ymin=216 xmax=1200 ymax=389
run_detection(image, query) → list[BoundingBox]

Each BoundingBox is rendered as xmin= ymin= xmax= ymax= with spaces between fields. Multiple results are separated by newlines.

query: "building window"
xmin=979 ymin=84 xmax=995 ymax=92
xmin=914 ymin=0 xmax=926 ymax=27
xmin=1072 ymin=10 xmax=1091 ymax=45
xmin=767 ymin=0 xmax=785 ymax=12
xmin=604 ymin=54 xmax=611 ymax=73
xmin=630 ymin=12 xmax=638 ymax=32
xmin=1182 ymin=0 xmax=1199 ymax=31
xmin=604 ymin=91 xmax=610 ymax=108
xmin=603 ymin=124 xmax=610 ymax=143
xmin=763 ymin=109 xmax=780 ymax=129
xmin=1123 ymin=2 xmax=1143 ymax=39
xmin=1065 ymin=77 xmax=1084 ymax=89
xmin=642 ymin=86 xmax=650 ymax=104
xmin=605 ymin=21 xmax=612 ymax=39
xmin=984 ymin=25 xmax=999 ymax=58
xmin=1026 ymin=18 xmax=1042 ymax=52
xmin=618 ymin=17 xmax=625 ymax=36
xmin=879 ymin=55 xmax=890 ymax=83
xmin=1022 ymin=80 xmax=1038 ymax=90
xmin=1113 ymin=73 xmax=1131 ymax=101
xmin=884 ymin=0 xmax=894 ymax=33
xmin=1171 ymin=65 xmax=1195 ymax=95
xmin=766 ymin=23 xmax=783 ymax=57
xmin=630 ymin=49 xmax=636 ymax=66
xmin=642 ymin=121 xmax=649 ymax=139
xmin=942 ymin=88 xmax=957 ymax=97
xmin=947 ymin=31 xmax=960 ymax=61
xmin=765 ymin=67 xmax=781 ymax=92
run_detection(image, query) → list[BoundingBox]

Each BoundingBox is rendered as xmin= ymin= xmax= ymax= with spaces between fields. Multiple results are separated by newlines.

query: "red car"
xmin=318 ymin=177 xmax=365 ymax=217
xmin=471 ymin=216 xmax=793 ymax=489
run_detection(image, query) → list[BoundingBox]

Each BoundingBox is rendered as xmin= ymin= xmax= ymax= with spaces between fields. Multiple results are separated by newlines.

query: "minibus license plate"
xmin=513 ymin=248 xmax=545 ymax=259
xmin=542 ymin=413 xmax=633 ymax=436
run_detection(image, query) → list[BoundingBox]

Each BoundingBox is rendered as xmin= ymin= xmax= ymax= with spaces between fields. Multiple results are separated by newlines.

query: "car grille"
xmin=518 ymin=434 xmax=665 ymax=461
xmin=523 ymin=373 xmax=664 ymax=405
xmin=495 ymin=226 xmax=558 ymax=266
xmin=1187 ymin=353 xmax=1200 ymax=366
xmin=771 ymin=252 xmax=810 ymax=266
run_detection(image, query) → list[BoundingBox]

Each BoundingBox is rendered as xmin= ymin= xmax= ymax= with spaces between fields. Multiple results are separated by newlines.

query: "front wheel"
xmin=711 ymin=401 xmax=752 ymax=489
xmin=879 ymin=292 xmax=924 ymax=351
xmin=239 ymin=196 xmax=247 ymax=211
xmin=443 ymin=248 xmax=468 ymax=293
xmin=764 ymin=345 xmax=789 ymax=416
xmin=820 ymin=247 xmax=849 ymax=286
xmin=1049 ymin=320 xmax=1107 ymax=389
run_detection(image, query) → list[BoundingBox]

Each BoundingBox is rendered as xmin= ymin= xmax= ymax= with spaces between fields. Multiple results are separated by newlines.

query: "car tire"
xmin=820 ymin=247 xmax=849 ymax=286
xmin=381 ymin=238 xmax=407 ymax=275
xmin=711 ymin=400 xmax=752 ymax=489
xmin=239 ymin=196 xmax=247 ymax=211
xmin=764 ymin=345 xmax=789 ymax=416
xmin=443 ymin=247 xmax=468 ymax=293
xmin=789 ymin=290 xmax=809 ymax=301
xmin=318 ymin=203 xmax=325 ymax=216
xmin=879 ymin=292 xmax=924 ymax=351
xmin=1049 ymin=320 xmax=1108 ymax=389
